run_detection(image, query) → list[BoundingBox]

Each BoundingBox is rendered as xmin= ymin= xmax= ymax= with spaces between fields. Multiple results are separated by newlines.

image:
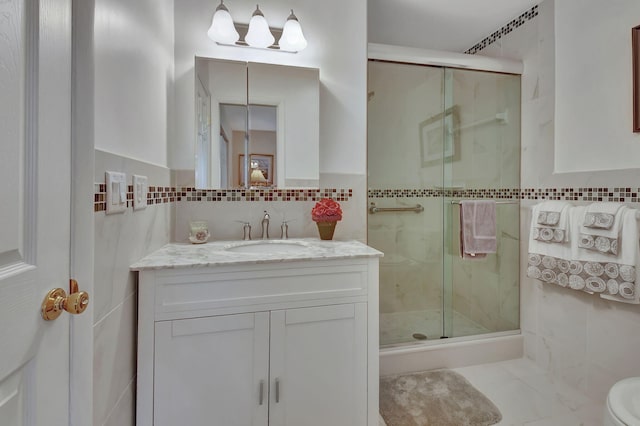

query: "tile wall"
xmin=93 ymin=150 xmax=171 ymax=426
xmin=471 ymin=0 xmax=640 ymax=402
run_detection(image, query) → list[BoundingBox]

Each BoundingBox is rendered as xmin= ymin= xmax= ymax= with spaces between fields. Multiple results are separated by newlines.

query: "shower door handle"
xmin=275 ymin=378 xmax=280 ymax=403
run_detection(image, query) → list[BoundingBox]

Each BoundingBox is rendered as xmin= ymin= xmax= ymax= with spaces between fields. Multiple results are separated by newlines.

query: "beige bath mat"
xmin=380 ymin=369 xmax=502 ymax=426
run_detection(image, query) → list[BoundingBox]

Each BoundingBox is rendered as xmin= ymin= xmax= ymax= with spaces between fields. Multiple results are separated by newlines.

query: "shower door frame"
xmin=368 ymin=43 xmax=523 ymax=348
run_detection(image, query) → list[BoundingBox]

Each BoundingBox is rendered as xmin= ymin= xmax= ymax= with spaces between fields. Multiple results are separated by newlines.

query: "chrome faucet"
xmin=261 ymin=211 xmax=270 ymax=239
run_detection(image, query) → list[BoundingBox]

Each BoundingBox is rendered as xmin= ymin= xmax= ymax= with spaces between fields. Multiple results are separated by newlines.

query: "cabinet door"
xmin=154 ymin=312 xmax=269 ymax=426
xmin=269 ymin=303 xmax=368 ymax=426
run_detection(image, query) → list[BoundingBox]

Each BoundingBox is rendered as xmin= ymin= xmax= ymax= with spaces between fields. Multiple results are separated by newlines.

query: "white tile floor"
xmin=379 ymin=358 xmax=605 ymax=426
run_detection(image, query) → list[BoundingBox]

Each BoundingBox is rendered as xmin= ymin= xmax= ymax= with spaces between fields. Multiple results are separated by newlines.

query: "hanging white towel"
xmin=582 ymin=202 xmax=624 ymax=230
xmin=594 ymin=207 xmax=640 ymax=304
xmin=528 ymin=203 xmax=640 ymax=304
xmin=570 ymin=206 xmax=638 ymax=302
xmin=527 ymin=203 xmax=573 ymax=287
xmin=578 ymin=203 xmax=626 ymax=256
xmin=532 ymin=201 xmax=571 ymax=244
xmin=459 ymin=200 xmax=497 ymax=259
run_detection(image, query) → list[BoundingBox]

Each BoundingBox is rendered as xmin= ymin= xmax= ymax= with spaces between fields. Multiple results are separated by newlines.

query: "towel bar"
xmin=451 ymin=200 xmax=518 ymax=205
xmin=368 ymin=203 xmax=424 ymax=214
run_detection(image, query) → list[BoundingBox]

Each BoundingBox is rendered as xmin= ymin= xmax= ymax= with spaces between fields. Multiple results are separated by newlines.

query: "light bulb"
xmin=245 ymin=5 xmax=275 ymax=48
xmin=278 ymin=10 xmax=307 ymax=52
xmin=207 ymin=0 xmax=239 ymax=44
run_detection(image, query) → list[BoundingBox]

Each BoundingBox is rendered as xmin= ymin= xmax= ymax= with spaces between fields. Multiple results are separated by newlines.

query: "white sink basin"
xmin=223 ymin=240 xmax=313 ymax=254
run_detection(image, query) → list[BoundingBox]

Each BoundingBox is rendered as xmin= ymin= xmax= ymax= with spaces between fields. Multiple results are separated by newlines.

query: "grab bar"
xmin=450 ymin=200 xmax=518 ymax=205
xmin=369 ymin=203 xmax=424 ymax=214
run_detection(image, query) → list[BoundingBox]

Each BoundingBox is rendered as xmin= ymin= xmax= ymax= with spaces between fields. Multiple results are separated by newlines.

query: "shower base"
xmin=379 ymin=329 xmax=523 ymax=376
xmin=380 ymin=309 xmax=490 ymax=346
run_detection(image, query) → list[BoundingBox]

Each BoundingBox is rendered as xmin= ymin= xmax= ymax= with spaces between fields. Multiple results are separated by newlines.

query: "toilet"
xmin=604 ymin=378 xmax=640 ymax=425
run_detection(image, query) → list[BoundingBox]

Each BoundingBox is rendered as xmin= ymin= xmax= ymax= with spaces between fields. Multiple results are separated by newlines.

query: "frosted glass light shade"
xmin=245 ymin=6 xmax=274 ymax=48
xmin=279 ymin=10 xmax=307 ymax=52
xmin=207 ymin=1 xmax=239 ymax=44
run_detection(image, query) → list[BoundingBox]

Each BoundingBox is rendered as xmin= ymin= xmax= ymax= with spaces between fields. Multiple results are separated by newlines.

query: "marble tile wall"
xmin=474 ymin=0 xmax=640 ymax=402
xmin=449 ymin=203 xmax=520 ymax=334
xmin=93 ymin=150 xmax=171 ymax=426
xmin=369 ymin=197 xmax=444 ymax=315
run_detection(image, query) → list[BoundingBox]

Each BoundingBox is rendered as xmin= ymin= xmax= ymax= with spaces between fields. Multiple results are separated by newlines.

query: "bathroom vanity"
xmin=131 ymin=239 xmax=382 ymax=426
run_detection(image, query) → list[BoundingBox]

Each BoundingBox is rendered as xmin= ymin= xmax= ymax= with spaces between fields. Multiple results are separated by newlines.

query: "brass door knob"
xmin=42 ymin=279 xmax=90 ymax=321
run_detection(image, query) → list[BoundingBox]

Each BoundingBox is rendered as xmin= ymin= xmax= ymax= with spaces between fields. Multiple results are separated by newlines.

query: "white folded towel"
xmin=527 ymin=203 xmax=573 ymax=288
xmin=570 ymin=206 xmax=638 ymax=303
xmin=528 ymin=205 xmax=639 ymax=304
xmin=532 ymin=201 xmax=571 ymax=244
xmin=583 ymin=202 xmax=624 ymax=230
xmin=578 ymin=203 xmax=626 ymax=256
xmin=597 ymin=207 xmax=640 ymax=304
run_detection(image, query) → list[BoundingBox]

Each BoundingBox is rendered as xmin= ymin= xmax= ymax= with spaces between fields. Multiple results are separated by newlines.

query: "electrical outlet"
xmin=105 ymin=171 xmax=127 ymax=214
xmin=133 ymin=175 xmax=148 ymax=211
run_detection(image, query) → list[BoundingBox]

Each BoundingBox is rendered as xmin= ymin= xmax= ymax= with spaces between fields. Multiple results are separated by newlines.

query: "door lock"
xmin=42 ymin=279 xmax=90 ymax=321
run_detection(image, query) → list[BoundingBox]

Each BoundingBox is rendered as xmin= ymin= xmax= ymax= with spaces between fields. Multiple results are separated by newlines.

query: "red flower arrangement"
xmin=311 ymin=198 xmax=343 ymax=222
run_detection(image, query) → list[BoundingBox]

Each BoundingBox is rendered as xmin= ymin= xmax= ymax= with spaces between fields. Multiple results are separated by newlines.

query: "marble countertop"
xmin=130 ymin=238 xmax=383 ymax=271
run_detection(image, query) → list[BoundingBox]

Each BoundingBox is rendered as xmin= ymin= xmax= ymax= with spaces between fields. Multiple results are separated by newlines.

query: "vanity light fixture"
xmin=278 ymin=10 xmax=307 ymax=52
xmin=206 ymin=1 xmax=307 ymax=52
xmin=207 ymin=0 xmax=240 ymax=44
xmin=245 ymin=5 xmax=275 ymax=48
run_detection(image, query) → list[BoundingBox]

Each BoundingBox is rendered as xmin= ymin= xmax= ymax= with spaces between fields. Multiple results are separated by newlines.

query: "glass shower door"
xmin=368 ymin=59 xmax=521 ymax=346
xmin=442 ymin=68 xmax=521 ymax=338
xmin=368 ymin=60 xmax=447 ymax=346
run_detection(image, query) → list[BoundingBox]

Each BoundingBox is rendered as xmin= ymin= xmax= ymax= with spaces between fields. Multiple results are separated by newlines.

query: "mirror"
xmin=194 ymin=57 xmax=319 ymax=189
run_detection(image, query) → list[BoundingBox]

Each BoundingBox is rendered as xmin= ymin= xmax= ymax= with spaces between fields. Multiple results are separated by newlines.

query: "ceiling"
xmin=368 ymin=0 xmax=541 ymax=52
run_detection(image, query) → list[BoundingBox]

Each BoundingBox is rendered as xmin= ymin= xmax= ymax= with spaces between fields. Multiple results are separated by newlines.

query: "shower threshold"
xmin=380 ymin=330 xmax=523 ymax=375
xmin=380 ymin=309 xmax=493 ymax=347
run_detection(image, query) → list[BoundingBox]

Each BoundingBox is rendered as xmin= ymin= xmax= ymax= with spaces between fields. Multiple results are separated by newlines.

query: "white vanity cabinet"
xmin=132 ymin=241 xmax=381 ymax=426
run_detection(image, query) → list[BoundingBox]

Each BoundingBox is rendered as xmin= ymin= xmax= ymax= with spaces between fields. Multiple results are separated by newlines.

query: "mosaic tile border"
xmin=95 ymin=184 xmax=640 ymax=212
xmin=178 ymin=187 xmax=353 ymax=202
xmin=465 ymin=5 xmax=539 ymax=55
xmin=94 ymin=184 xmax=353 ymax=212
xmin=368 ymin=187 xmax=640 ymax=203
xmin=94 ymin=184 xmax=178 ymax=212
xmin=369 ymin=188 xmax=521 ymax=199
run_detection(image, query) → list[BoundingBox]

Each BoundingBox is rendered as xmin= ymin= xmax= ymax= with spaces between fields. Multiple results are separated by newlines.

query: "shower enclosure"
xmin=367 ymin=56 xmax=521 ymax=347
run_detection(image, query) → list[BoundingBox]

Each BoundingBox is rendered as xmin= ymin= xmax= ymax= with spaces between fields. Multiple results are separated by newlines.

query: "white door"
xmin=0 ymin=0 xmax=74 ymax=425
xmin=154 ymin=312 xmax=270 ymax=426
xmin=269 ymin=304 xmax=368 ymax=426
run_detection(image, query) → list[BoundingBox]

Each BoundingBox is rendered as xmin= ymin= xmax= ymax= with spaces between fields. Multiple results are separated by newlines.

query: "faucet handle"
xmin=280 ymin=219 xmax=295 ymax=240
xmin=235 ymin=221 xmax=252 ymax=240
xmin=261 ymin=211 xmax=270 ymax=239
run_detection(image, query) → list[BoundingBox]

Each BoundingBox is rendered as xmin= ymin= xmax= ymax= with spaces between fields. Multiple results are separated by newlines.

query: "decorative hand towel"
xmin=528 ymin=205 xmax=639 ymax=304
xmin=594 ymin=207 xmax=639 ymax=304
xmin=459 ymin=200 xmax=497 ymax=259
xmin=527 ymin=203 xmax=573 ymax=286
xmin=569 ymin=207 xmax=637 ymax=302
xmin=532 ymin=201 xmax=571 ymax=244
xmin=582 ymin=202 xmax=624 ymax=230
xmin=578 ymin=203 xmax=626 ymax=255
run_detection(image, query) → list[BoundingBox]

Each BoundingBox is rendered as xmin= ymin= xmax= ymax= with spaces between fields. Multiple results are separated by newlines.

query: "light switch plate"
xmin=133 ymin=175 xmax=148 ymax=211
xmin=105 ymin=171 xmax=127 ymax=214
